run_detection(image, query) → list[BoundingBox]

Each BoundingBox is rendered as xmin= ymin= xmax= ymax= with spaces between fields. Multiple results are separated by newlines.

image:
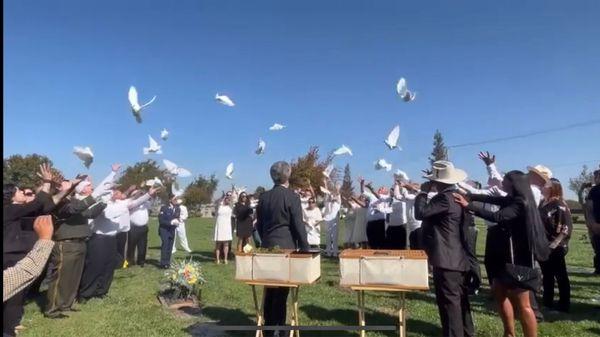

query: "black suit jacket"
xmin=414 ymin=189 xmax=469 ymax=272
xmin=256 ymin=185 xmax=310 ymax=251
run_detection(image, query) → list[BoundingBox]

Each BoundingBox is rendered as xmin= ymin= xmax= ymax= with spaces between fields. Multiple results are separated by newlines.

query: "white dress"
xmin=214 ymin=204 xmax=233 ymax=242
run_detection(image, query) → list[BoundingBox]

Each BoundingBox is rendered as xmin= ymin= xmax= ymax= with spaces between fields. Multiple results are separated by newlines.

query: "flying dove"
xmin=160 ymin=129 xmax=169 ymax=140
xmin=163 ymin=159 xmax=192 ymax=178
xmin=396 ymin=78 xmax=416 ymax=102
xmin=394 ymin=169 xmax=410 ymax=183
xmin=255 ymin=139 xmax=266 ymax=155
xmin=215 ymin=93 xmax=235 ymax=107
xmin=171 ymin=181 xmax=185 ymax=197
xmin=128 ymin=86 xmax=157 ymax=123
xmin=225 ymin=162 xmax=234 ymax=179
xmin=384 ymin=125 xmax=402 ymax=150
xmin=143 ymin=135 xmax=162 ymax=155
xmin=269 ymin=123 xmax=286 ymax=131
xmin=145 ymin=177 xmax=163 ymax=187
xmin=333 ymin=145 xmax=353 ymax=156
xmin=73 ymin=146 xmax=94 ymax=169
xmin=375 ymin=159 xmax=393 ymax=171
xmin=323 ymin=164 xmax=334 ymax=178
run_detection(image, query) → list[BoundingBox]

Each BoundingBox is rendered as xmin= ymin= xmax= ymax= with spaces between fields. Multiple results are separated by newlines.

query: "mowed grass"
xmin=21 ymin=218 xmax=600 ymax=337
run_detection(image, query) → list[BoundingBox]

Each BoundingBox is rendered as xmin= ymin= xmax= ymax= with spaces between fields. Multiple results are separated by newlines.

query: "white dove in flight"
xmin=394 ymin=169 xmax=410 ymax=183
xmin=215 ymin=93 xmax=235 ymax=107
xmin=255 ymin=139 xmax=266 ymax=155
xmin=375 ymin=159 xmax=393 ymax=172
xmin=128 ymin=86 xmax=157 ymax=123
xmin=160 ymin=128 xmax=169 ymax=140
xmin=384 ymin=125 xmax=402 ymax=150
xmin=225 ymin=162 xmax=234 ymax=179
xmin=145 ymin=177 xmax=163 ymax=187
xmin=163 ymin=159 xmax=192 ymax=178
xmin=323 ymin=164 xmax=334 ymax=178
xmin=396 ymin=78 xmax=416 ymax=102
xmin=333 ymin=145 xmax=353 ymax=156
xmin=143 ymin=135 xmax=162 ymax=155
xmin=269 ymin=123 xmax=286 ymax=131
xmin=171 ymin=181 xmax=185 ymax=197
xmin=73 ymin=146 xmax=94 ymax=169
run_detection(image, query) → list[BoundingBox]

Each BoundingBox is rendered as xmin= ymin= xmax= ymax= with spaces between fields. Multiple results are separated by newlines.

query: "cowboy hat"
xmin=424 ymin=160 xmax=468 ymax=185
xmin=527 ymin=165 xmax=552 ymax=183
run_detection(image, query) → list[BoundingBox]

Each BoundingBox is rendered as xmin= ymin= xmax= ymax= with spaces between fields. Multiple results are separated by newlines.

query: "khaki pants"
xmin=45 ymin=240 xmax=87 ymax=316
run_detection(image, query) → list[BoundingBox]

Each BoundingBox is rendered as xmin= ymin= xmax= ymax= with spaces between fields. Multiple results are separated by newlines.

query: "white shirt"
xmin=322 ymin=195 xmax=341 ymax=222
xmin=300 ymin=196 xmax=310 ymax=210
xmin=303 ymin=207 xmax=323 ymax=245
xmin=458 ymin=182 xmax=507 ymax=228
xmin=179 ymin=205 xmax=189 ymax=223
xmin=130 ymin=200 xmax=151 ymax=227
xmin=393 ymin=186 xmax=421 ymax=232
xmin=531 ymin=184 xmax=543 ymax=207
xmin=91 ymin=171 xmax=117 ymax=202
xmin=91 ymin=194 xmax=151 ymax=235
xmin=364 ymin=191 xmax=392 ymax=222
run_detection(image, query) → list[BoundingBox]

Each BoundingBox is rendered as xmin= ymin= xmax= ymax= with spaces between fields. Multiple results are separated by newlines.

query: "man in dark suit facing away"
xmin=414 ymin=161 xmax=474 ymax=337
xmin=158 ymin=197 xmax=181 ymax=269
xmin=256 ymin=161 xmax=310 ymax=337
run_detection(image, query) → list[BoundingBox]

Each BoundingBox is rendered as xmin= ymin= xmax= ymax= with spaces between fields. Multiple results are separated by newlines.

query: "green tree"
xmin=184 ymin=174 xmax=219 ymax=210
xmin=429 ymin=130 xmax=448 ymax=166
xmin=117 ymin=160 xmax=170 ymax=201
xmin=569 ymin=165 xmax=595 ymax=206
xmin=3 ymin=154 xmax=64 ymax=188
xmin=289 ymin=146 xmax=334 ymax=192
xmin=340 ymin=163 xmax=354 ymax=200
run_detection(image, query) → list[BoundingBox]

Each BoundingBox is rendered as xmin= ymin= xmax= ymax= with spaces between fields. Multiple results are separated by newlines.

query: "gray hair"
xmin=270 ymin=161 xmax=292 ymax=185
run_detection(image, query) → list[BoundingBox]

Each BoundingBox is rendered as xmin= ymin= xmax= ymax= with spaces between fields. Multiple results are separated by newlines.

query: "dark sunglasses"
xmin=24 ymin=192 xmax=34 ymax=197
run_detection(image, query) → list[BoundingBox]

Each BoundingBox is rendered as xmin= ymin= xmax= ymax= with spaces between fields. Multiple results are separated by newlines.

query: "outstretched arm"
xmin=92 ymin=164 xmax=121 ymax=198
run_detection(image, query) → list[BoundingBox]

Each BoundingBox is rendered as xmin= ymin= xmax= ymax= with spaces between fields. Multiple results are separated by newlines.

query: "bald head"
xmin=270 ymin=161 xmax=291 ymax=185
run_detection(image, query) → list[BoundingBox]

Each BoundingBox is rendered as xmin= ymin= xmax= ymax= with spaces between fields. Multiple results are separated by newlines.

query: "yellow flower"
xmin=189 ymin=277 xmax=197 ymax=285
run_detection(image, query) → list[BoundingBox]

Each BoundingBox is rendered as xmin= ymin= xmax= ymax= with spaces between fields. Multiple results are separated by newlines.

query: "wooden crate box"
xmin=235 ymin=251 xmax=321 ymax=284
xmin=234 ymin=254 xmax=253 ymax=281
xmin=339 ymin=249 xmax=429 ymax=289
xmin=252 ymin=253 xmax=290 ymax=282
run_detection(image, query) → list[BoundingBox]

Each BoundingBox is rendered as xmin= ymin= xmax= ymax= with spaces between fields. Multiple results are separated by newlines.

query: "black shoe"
xmin=44 ymin=313 xmax=69 ymax=319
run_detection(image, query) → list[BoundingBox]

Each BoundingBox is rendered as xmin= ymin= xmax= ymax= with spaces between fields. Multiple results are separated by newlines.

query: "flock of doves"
xmin=72 ymin=77 xmax=416 ymax=193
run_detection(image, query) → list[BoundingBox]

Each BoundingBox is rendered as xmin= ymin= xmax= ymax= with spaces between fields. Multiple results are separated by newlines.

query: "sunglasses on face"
xmin=24 ymin=192 xmax=34 ymax=197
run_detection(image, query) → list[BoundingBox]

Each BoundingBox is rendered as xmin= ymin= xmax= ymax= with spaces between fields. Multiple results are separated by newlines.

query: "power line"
xmin=448 ymin=118 xmax=600 ymax=148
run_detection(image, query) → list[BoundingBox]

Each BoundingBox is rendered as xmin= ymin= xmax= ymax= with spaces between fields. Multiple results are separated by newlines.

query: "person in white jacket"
xmin=172 ymin=198 xmax=192 ymax=253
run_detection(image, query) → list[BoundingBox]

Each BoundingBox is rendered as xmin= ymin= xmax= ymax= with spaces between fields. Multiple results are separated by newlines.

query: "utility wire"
xmin=448 ymin=118 xmax=600 ymax=148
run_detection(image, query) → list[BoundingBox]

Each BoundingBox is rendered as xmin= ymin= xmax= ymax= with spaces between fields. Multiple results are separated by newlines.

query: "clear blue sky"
xmin=4 ymin=0 xmax=600 ymax=198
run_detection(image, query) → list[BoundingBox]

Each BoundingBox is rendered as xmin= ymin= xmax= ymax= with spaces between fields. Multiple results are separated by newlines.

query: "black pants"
xmin=127 ymin=226 xmax=149 ymax=266
xmin=466 ymin=226 xmax=478 ymax=257
xmin=252 ymin=229 xmax=262 ymax=248
xmin=45 ymin=240 xmax=87 ymax=316
xmin=385 ymin=225 xmax=407 ymax=249
xmin=3 ymin=252 xmax=28 ymax=336
xmin=409 ymin=228 xmax=423 ymax=249
xmin=78 ymin=234 xmax=117 ymax=299
xmin=263 ymin=287 xmax=290 ymax=337
xmin=366 ymin=220 xmax=386 ymax=249
xmin=116 ymin=231 xmax=128 ymax=268
xmin=159 ymin=225 xmax=176 ymax=267
xmin=432 ymin=267 xmax=474 ymax=337
xmin=591 ymin=232 xmax=600 ymax=273
xmin=540 ymin=246 xmax=570 ymax=311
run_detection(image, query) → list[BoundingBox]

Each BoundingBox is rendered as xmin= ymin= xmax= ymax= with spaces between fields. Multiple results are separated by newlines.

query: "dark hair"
xmin=3 ymin=184 xmax=17 ymax=204
xmin=546 ymin=178 xmax=564 ymax=202
xmin=503 ymin=171 xmax=550 ymax=262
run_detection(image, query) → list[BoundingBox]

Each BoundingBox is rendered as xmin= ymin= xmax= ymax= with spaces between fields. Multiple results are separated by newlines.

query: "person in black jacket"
xmin=234 ymin=192 xmax=254 ymax=252
xmin=3 ymin=164 xmax=79 ymax=336
xmin=158 ymin=197 xmax=181 ymax=269
xmin=414 ymin=160 xmax=474 ymax=337
xmin=539 ymin=178 xmax=572 ymax=312
xmin=256 ymin=161 xmax=310 ymax=337
xmin=454 ymin=170 xmax=549 ymax=337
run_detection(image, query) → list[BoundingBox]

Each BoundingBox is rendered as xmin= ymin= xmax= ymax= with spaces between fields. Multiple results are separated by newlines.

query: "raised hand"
xmin=453 ymin=193 xmax=469 ymax=207
xmin=148 ymin=186 xmax=161 ymax=196
xmin=34 ymin=215 xmax=54 ymax=240
xmin=421 ymin=169 xmax=432 ymax=176
xmin=37 ymin=163 xmax=54 ymax=182
xmin=478 ymin=151 xmax=496 ymax=166
xmin=111 ymin=163 xmax=122 ymax=172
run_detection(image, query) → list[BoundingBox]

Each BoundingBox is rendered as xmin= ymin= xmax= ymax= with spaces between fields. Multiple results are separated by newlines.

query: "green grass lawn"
xmin=21 ymin=218 xmax=600 ymax=337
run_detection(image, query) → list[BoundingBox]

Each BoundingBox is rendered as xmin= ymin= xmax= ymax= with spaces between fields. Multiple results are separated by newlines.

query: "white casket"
xmin=235 ymin=251 xmax=321 ymax=284
xmin=339 ymin=249 xmax=429 ymax=289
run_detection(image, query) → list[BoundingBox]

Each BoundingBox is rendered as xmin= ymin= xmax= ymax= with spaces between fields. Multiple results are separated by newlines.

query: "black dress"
xmin=234 ymin=203 xmax=254 ymax=238
xmin=467 ymin=194 xmax=533 ymax=283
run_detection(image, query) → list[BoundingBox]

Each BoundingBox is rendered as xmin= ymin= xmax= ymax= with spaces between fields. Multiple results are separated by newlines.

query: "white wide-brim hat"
xmin=424 ymin=160 xmax=468 ymax=185
xmin=527 ymin=165 xmax=552 ymax=183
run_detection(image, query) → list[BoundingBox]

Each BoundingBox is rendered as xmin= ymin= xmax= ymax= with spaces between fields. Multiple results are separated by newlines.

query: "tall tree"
xmin=289 ymin=146 xmax=334 ymax=192
xmin=340 ymin=163 xmax=354 ymax=200
xmin=569 ymin=164 xmax=595 ymax=206
xmin=429 ymin=129 xmax=449 ymax=166
xmin=117 ymin=159 xmax=170 ymax=201
xmin=3 ymin=154 xmax=64 ymax=188
xmin=184 ymin=174 xmax=219 ymax=210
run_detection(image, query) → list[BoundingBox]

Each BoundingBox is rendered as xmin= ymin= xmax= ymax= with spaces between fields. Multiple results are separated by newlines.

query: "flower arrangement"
xmin=162 ymin=257 xmax=206 ymax=300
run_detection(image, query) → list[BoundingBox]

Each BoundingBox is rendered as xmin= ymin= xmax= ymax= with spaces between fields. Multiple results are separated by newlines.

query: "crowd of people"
xmin=3 ymin=153 xmax=600 ymax=337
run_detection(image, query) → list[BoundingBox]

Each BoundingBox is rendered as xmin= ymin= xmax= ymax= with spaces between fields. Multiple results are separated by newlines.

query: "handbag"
xmin=502 ymin=235 xmax=540 ymax=291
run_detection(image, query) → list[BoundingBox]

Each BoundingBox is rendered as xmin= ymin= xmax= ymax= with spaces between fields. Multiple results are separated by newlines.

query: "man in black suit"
xmin=414 ymin=161 xmax=474 ymax=337
xmin=256 ymin=161 xmax=310 ymax=337
xmin=158 ymin=197 xmax=181 ymax=269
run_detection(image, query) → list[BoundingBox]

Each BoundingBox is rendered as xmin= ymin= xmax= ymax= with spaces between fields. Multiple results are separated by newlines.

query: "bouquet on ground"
xmin=163 ymin=257 xmax=206 ymax=300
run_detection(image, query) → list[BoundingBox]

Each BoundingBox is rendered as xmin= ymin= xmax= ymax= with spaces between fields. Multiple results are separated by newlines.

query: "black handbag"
xmin=502 ymin=235 xmax=540 ymax=291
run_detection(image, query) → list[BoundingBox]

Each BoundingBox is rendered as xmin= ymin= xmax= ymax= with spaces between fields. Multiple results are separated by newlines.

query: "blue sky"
xmin=4 ymin=0 xmax=600 ymax=198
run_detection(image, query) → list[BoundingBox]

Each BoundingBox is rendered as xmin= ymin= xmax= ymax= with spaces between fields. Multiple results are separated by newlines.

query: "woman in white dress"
xmin=343 ymin=194 xmax=369 ymax=248
xmin=214 ymin=195 xmax=233 ymax=264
